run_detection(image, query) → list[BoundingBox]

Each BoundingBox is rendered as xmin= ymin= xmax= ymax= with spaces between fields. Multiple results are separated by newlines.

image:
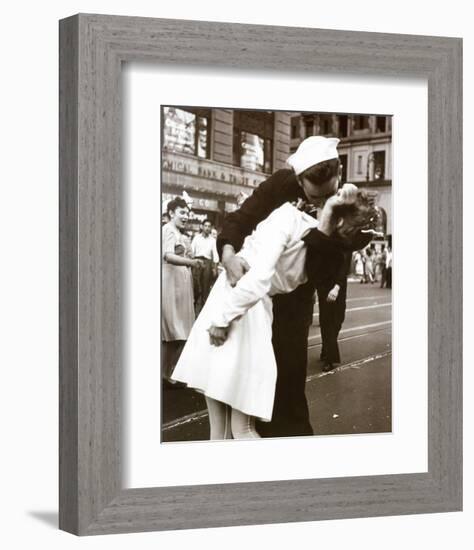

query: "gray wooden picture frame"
xmin=59 ymin=13 xmax=462 ymax=536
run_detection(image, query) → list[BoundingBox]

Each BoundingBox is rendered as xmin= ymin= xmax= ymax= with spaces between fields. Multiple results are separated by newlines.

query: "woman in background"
xmin=162 ymin=197 xmax=202 ymax=385
xmin=364 ymin=248 xmax=375 ymax=284
xmin=374 ymin=245 xmax=385 ymax=283
xmin=353 ymin=250 xmax=365 ymax=283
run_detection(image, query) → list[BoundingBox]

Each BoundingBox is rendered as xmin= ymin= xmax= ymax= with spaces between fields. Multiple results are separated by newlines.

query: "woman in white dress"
xmin=171 ymin=185 xmax=377 ymax=439
xmin=364 ymin=248 xmax=375 ymax=284
xmin=353 ymin=250 xmax=365 ymax=283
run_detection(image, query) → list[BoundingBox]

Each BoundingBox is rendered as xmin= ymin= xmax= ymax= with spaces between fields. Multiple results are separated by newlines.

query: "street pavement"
xmin=162 ymin=281 xmax=392 ymax=442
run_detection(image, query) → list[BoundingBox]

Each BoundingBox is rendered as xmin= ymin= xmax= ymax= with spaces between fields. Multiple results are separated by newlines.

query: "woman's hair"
xmin=299 ymin=158 xmax=340 ymax=186
xmin=167 ymin=196 xmax=188 ymax=214
xmin=332 ymin=190 xmax=380 ymax=249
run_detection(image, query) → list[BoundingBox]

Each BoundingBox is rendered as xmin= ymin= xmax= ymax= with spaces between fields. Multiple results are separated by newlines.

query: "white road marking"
xmin=345 ymin=303 xmax=391 ymax=313
xmin=308 ymin=326 xmax=391 ymax=348
xmin=162 ymin=410 xmax=208 ymax=432
xmin=308 ymin=320 xmax=392 ymax=342
xmin=306 ymin=350 xmax=392 ymax=383
xmin=346 ymin=295 xmax=386 ymax=303
xmin=313 ymin=302 xmax=391 ymax=317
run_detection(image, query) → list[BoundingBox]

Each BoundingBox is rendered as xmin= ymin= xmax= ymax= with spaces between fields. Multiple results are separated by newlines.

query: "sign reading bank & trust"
xmin=162 ymin=151 xmax=268 ymax=189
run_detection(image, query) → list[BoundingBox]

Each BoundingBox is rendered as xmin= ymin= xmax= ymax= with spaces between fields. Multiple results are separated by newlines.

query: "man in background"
xmin=191 ymin=220 xmax=219 ymax=314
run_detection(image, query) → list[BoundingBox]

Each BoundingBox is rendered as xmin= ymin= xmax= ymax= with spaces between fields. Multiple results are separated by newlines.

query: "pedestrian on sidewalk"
xmin=380 ymin=243 xmax=392 ymax=288
xmin=311 ymin=206 xmax=383 ymax=373
xmin=191 ymin=220 xmax=219 ymax=315
xmin=374 ymin=245 xmax=385 ymax=282
xmin=162 ymin=197 xmax=203 ymax=387
xmin=364 ymin=248 xmax=375 ymax=284
xmin=385 ymin=245 xmax=392 ymax=289
xmin=354 ymin=250 xmax=365 ymax=283
xmin=314 ymin=251 xmax=351 ymax=372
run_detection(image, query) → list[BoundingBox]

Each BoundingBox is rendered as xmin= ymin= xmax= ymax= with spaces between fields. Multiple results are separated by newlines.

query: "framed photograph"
xmin=59 ymin=14 xmax=462 ymax=535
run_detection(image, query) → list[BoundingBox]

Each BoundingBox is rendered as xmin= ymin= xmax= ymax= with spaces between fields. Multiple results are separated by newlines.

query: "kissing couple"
xmin=172 ymin=136 xmax=378 ymax=440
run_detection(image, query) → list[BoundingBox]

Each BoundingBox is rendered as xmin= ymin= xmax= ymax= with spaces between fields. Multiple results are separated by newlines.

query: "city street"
xmin=162 ymin=281 xmax=392 ymax=442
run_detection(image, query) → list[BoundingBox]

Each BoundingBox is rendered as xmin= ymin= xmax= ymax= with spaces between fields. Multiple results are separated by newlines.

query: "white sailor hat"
xmin=287 ymin=136 xmax=340 ymax=175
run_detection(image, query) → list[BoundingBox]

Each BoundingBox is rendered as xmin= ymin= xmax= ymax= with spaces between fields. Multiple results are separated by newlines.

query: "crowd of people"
xmin=161 ymin=136 xmax=391 ymax=440
xmin=353 ymin=244 xmax=392 ymax=287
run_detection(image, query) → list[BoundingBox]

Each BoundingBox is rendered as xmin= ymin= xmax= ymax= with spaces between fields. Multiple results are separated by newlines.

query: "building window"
xmin=373 ymin=150 xmax=386 ymax=180
xmin=354 ymin=115 xmax=370 ymax=131
xmin=319 ymin=115 xmax=333 ymax=135
xmin=291 ymin=119 xmax=299 ymax=139
xmin=263 ymin=138 xmax=273 ymax=174
xmin=305 ymin=118 xmax=313 ymax=137
xmin=376 ymin=116 xmax=387 ymax=133
xmin=376 ymin=207 xmax=387 ymax=235
xmin=357 ymin=155 xmax=363 ymax=174
xmin=339 ymin=154 xmax=348 ymax=183
xmin=162 ymin=106 xmax=210 ymax=158
xmin=233 ymin=110 xmax=274 ymax=173
xmin=338 ymin=115 xmax=348 ymax=137
xmin=235 ymin=131 xmax=269 ymax=172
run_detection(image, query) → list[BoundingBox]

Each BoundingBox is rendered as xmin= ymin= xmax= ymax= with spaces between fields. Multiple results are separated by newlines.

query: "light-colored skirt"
xmin=162 ymin=263 xmax=195 ymax=341
xmin=171 ymin=272 xmax=277 ymax=421
xmin=355 ymin=261 xmax=364 ymax=276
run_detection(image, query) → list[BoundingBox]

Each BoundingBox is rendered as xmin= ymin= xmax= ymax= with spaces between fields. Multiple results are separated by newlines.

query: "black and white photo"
xmin=161 ymin=107 xmax=392 ymax=442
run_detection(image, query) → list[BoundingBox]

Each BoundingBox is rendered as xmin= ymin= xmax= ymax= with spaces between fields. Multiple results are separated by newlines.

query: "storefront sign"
xmin=162 ymin=151 xmax=267 ymax=189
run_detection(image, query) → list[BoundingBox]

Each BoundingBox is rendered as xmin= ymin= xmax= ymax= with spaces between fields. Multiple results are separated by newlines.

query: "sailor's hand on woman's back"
xmin=221 ymin=244 xmax=250 ymax=287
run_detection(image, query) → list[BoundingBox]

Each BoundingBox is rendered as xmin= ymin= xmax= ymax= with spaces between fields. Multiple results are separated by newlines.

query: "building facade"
xmin=161 ymin=106 xmax=291 ymax=233
xmin=162 ymin=107 xmax=392 ymax=240
xmin=290 ymin=113 xmax=392 ymax=238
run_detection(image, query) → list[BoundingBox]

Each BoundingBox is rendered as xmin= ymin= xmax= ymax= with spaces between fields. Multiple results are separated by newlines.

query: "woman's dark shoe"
xmin=322 ymin=362 xmax=334 ymax=373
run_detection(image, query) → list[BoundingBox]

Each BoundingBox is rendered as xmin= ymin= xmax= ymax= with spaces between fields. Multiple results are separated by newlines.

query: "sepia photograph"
xmin=161 ymin=106 xmax=392 ymax=442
